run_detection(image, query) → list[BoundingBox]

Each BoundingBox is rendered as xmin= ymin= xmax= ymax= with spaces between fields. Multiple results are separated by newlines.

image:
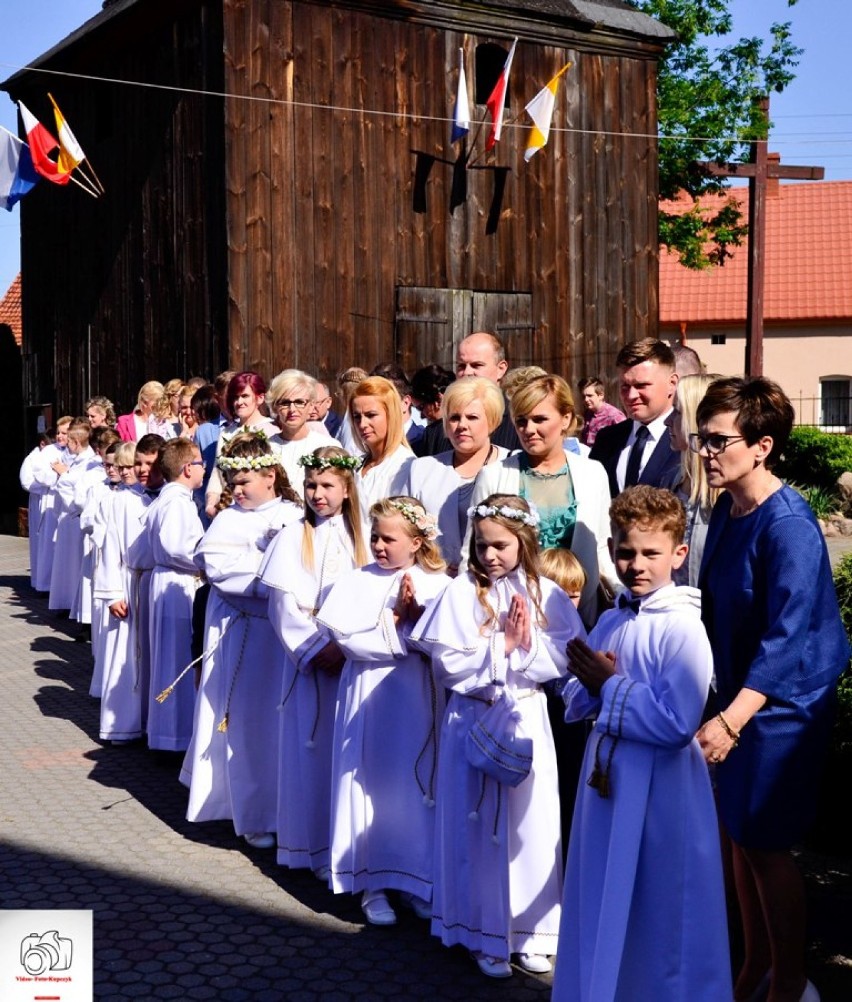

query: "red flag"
xmin=485 ymin=39 xmax=518 ymax=151
xmin=18 ymin=102 xmax=72 ymax=185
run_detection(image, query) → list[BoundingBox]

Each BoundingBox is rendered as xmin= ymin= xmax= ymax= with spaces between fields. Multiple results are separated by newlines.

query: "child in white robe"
xmin=316 ymin=496 xmax=450 ymax=926
xmin=48 ymin=420 xmax=100 ymax=613
xmin=84 ymin=440 xmax=130 ymax=698
xmin=181 ymin=433 xmax=302 ymax=848
xmin=29 ymin=417 xmax=72 ymax=593
xmin=19 ymin=430 xmax=54 ymax=590
xmin=553 ymin=486 xmax=731 ymax=1002
xmin=145 ymin=439 xmax=206 ymax=751
xmin=259 ymin=447 xmax=368 ymax=878
xmin=411 ymin=494 xmax=583 ymax=979
xmin=94 ymin=434 xmax=165 ymax=743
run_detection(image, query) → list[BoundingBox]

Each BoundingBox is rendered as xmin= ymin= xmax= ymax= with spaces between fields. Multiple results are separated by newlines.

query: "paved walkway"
xmin=2 ymin=534 xmax=851 ymax=1001
xmin=0 ymin=536 xmax=550 ymax=1001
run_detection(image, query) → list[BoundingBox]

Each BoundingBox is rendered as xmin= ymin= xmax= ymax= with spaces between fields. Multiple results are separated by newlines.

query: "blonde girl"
xmin=411 ymin=494 xmax=584 ymax=979
xmin=316 ymin=495 xmax=449 ymax=926
xmin=181 ymin=433 xmax=302 ymax=848
xmin=259 ymin=447 xmax=367 ymax=878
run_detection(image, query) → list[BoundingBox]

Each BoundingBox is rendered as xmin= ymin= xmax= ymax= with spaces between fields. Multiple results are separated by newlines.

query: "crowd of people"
xmin=19 ymin=335 xmax=849 ymax=1001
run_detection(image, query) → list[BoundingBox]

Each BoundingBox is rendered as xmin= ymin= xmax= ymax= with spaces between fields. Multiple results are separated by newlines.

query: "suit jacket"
xmin=416 ymin=398 xmax=521 ymax=457
xmin=590 ymin=419 xmax=680 ymax=498
xmin=116 ymin=412 xmax=141 ymax=442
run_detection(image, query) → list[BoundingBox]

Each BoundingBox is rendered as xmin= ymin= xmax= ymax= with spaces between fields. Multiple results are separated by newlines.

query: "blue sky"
xmin=1 ymin=0 xmax=850 ymax=297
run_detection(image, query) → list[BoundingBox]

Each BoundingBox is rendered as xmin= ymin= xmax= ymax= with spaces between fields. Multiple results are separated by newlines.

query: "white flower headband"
xmin=387 ymin=499 xmax=440 ymax=540
xmin=298 ymin=453 xmax=362 ymax=472
xmin=217 ymin=453 xmax=281 ymax=472
xmin=467 ymin=502 xmax=540 ymax=528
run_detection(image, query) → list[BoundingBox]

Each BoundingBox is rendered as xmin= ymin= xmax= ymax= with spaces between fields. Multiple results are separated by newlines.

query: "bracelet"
xmin=716 ymin=711 xmax=740 ymax=746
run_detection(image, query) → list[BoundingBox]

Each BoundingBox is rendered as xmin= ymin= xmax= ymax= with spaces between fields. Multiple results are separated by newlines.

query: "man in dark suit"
xmin=312 ymin=380 xmax=343 ymax=438
xmin=590 ymin=338 xmax=681 ymax=497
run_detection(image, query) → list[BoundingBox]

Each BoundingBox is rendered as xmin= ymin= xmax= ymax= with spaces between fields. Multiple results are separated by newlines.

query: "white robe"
xmin=145 ymin=482 xmax=204 ymax=751
xmin=94 ymin=485 xmax=157 ymax=741
xmin=19 ymin=446 xmax=49 ymax=588
xmin=180 ymin=497 xmax=303 ymax=834
xmin=259 ymin=514 xmax=356 ymax=871
xmin=410 ymin=570 xmax=583 ymax=961
xmin=552 ymin=585 xmax=730 ymax=1002
xmin=82 ymin=481 xmax=119 ymax=697
xmin=49 ymin=448 xmax=100 ymax=613
xmin=72 ymin=462 xmax=111 ymax=624
xmin=316 ymin=562 xmax=450 ymax=898
xmin=30 ymin=443 xmax=67 ymax=592
xmin=355 ymin=444 xmax=414 ymax=522
xmin=403 ymin=448 xmax=508 ymax=570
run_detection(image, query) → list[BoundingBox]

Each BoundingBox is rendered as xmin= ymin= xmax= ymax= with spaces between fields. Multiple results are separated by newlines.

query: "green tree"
xmin=628 ymin=0 xmax=801 ymax=268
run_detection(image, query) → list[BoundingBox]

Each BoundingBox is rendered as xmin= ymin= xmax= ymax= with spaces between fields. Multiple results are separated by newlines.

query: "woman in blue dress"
xmin=696 ymin=377 xmax=849 ymax=1002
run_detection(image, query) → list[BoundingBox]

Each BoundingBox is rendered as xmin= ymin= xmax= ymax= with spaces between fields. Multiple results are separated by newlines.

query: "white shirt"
xmin=615 ymin=409 xmax=673 ymax=492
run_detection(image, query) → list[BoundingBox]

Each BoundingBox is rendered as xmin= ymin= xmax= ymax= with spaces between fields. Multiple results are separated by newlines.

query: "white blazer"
xmin=465 ymin=450 xmax=615 ymax=626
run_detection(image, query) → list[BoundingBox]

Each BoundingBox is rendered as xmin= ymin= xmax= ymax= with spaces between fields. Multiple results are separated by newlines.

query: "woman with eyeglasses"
xmin=695 ymin=376 xmax=849 ymax=1002
xmin=663 ymin=373 xmax=722 ymax=586
xmin=267 ymin=369 xmax=340 ymax=494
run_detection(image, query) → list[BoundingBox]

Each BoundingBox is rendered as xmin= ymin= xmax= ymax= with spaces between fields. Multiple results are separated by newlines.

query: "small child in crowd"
xmin=412 ymin=494 xmax=584 ymax=979
xmin=552 ymin=485 xmax=731 ymax=1001
xmin=316 ymin=496 xmax=449 ymax=926
xmin=539 ymin=547 xmax=586 ymax=610
xmin=259 ymin=447 xmax=368 ymax=879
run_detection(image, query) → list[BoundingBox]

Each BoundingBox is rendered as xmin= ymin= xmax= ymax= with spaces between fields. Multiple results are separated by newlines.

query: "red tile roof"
xmin=0 ymin=273 xmax=21 ymax=347
xmin=659 ymin=182 xmax=852 ymax=324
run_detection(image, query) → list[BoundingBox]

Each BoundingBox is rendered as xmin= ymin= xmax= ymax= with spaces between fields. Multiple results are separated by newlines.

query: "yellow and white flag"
xmin=49 ymin=94 xmax=85 ymax=174
xmin=523 ymin=63 xmax=571 ymax=162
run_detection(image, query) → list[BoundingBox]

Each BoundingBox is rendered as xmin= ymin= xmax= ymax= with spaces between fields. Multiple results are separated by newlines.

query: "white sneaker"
xmin=517 ymin=953 xmax=552 ymax=974
xmin=243 ymin=832 xmax=275 ymax=849
xmin=474 ymin=953 xmax=512 ymax=978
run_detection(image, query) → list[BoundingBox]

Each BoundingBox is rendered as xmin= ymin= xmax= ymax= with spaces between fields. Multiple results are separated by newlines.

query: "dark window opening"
xmin=711 ymin=334 xmax=726 ymax=345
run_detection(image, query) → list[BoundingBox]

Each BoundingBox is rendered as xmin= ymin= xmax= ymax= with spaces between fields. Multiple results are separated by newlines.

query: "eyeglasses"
xmin=187 ymin=460 xmax=205 ymax=467
xmin=688 ymin=433 xmax=746 ymax=456
xmin=276 ymin=398 xmax=310 ymax=411
xmin=104 ymin=462 xmax=118 ymax=469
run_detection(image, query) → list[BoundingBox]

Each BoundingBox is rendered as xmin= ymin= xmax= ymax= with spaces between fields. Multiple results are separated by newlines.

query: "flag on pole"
xmin=18 ymin=102 xmax=71 ymax=185
xmin=484 ymin=38 xmax=517 ymax=151
xmin=451 ymin=48 xmax=470 ymax=144
xmin=49 ymin=94 xmax=86 ymax=174
xmin=523 ymin=62 xmax=572 ymax=162
xmin=0 ymin=127 xmax=39 ymax=211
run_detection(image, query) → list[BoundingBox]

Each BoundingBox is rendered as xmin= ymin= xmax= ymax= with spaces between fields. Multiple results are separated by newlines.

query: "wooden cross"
xmin=699 ymin=97 xmax=824 ymax=375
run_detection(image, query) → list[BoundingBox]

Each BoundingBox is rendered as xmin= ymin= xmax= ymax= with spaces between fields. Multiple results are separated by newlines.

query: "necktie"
xmin=624 ymin=425 xmax=650 ymax=488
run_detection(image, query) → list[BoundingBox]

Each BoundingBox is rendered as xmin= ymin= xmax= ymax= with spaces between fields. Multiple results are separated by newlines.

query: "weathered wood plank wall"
xmin=12 ymin=2 xmax=228 ymax=415
xmin=223 ymin=0 xmax=660 ymax=387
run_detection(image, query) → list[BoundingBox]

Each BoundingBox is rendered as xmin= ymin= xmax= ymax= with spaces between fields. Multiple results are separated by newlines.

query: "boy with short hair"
xmin=552 ymin=485 xmax=731 ymax=1001
xmin=145 ymin=439 xmax=205 ymax=751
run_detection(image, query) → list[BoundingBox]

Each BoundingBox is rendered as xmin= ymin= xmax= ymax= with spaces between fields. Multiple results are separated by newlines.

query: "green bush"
xmin=778 ymin=427 xmax=852 ymax=492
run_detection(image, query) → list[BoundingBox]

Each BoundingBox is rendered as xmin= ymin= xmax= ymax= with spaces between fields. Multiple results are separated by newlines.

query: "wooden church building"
xmin=3 ymin=0 xmax=673 ymax=414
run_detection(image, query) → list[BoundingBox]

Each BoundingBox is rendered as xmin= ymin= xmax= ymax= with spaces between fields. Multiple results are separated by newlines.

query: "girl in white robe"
xmin=181 ymin=433 xmax=302 ymax=847
xmin=259 ymin=447 xmax=368 ymax=878
xmin=410 ymin=494 xmax=584 ymax=979
xmin=316 ymin=496 xmax=450 ymax=926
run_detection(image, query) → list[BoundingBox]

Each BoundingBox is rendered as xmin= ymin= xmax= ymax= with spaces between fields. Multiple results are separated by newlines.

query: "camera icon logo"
xmin=20 ymin=930 xmax=73 ymax=976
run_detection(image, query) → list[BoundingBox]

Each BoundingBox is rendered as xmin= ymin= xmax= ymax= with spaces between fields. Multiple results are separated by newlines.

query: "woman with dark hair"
xmin=696 ymin=376 xmax=849 ymax=1002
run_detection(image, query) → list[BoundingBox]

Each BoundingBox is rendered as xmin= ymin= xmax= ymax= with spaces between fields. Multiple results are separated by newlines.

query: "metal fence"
xmin=792 ymin=395 xmax=852 ymax=431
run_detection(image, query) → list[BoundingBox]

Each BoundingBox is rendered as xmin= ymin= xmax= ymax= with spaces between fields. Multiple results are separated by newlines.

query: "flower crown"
xmin=298 ymin=453 xmax=362 ymax=472
xmin=221 ymin=426 xmax=269 ymax=445
xmin=387 ymin=499 xmax=440 ymax=540
xmin=217 ymin=452 xmax=281 ymax=472
xmin=467 ymin=502 xmax=540 ymax=528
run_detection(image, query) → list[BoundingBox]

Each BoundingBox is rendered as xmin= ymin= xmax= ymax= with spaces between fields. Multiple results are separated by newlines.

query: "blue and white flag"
xmin=451 ymin=48 xmax=470 ymax=144
xmin=0 ymin=126 xmax=38 ymax=211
